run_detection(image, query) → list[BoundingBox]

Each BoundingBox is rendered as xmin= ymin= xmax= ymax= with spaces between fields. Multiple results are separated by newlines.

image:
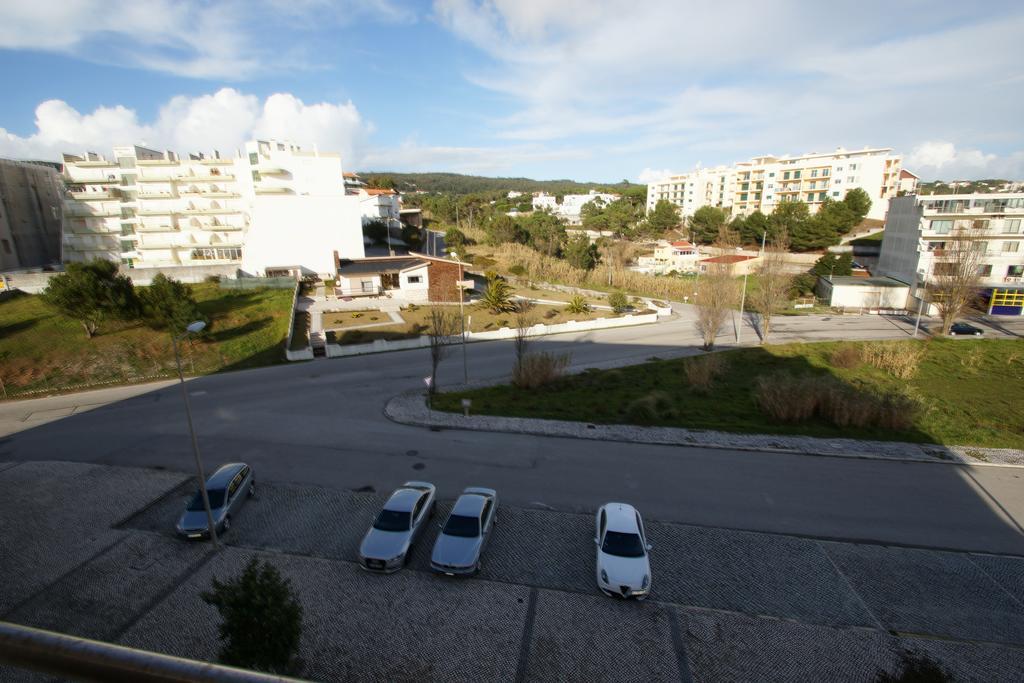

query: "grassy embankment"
xmin=433 ymin=339 xmax=1024 ymax=450
xmin=0 ymin=283 xmax=294 ymax=397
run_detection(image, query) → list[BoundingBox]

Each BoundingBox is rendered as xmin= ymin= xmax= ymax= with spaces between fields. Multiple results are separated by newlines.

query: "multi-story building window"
xmin=978 ymin=264 xmax=993 ymax=277
xmin=1004 ymin=219 xmax=1020 ymax=234
xmin=930 ymin=220 xmax=952 ymax=234
xmin=1004 ymin=241 xmax=1021 ymax=253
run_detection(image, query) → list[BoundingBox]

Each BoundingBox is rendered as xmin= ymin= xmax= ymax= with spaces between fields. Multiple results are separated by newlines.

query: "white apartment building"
xmin=646 ymin=147 xmax=904 ymax=221
xmin=532 ymin=190 xmax=620 ymax=225
xmin=876 ymin=193 xmax=1024 ymax=314
xmin=61 ymin=140 xmax=364 ymax=280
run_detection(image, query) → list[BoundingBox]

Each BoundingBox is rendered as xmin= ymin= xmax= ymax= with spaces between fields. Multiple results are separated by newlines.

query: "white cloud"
xmin=637 ymin=168 xmax=675 ymax=183
xmin=906 ymin=141 xmax=1024 ymax=180
xmin=0 ymin=0 xmax=417 ymax=79
xmin=0 ymin=89 xmax=373 ymax=165
xmin=433 ymin=1 xmax=1024 ymax=178
xmin=361 ymin=139 xmax=588 ymax=174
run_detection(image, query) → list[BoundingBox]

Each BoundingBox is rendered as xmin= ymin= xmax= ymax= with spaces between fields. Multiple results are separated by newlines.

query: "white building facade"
xmin=876 ymin=193 xmax=1024 ymax=314
xmin=61 ymin=140 xmax=364 ymax=279
xmin=532 ymin=190 xmax=620 ymax=225
xmin=646 ymin=147 xmax=904 ymax=221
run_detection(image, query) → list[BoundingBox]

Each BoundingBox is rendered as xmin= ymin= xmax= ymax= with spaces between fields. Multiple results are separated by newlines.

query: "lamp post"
xmin=451 ymin=252 xmax=470 ymax=384
xmin=172 ymin=320 xmax=218 ymax=548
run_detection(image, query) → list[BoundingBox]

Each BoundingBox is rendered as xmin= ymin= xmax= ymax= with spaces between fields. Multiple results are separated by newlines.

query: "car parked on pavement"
xmin=359 ymin=481 xmax=437 ymax=572
xmin=176 ymin=463 xmax=254 ymax=539
xmin=430 ymin=487 xmax=498 ymax=576
xmin=949 ymin=322 xmax=984 ymax=336
xmin=595 ymin=502 xmax=652 ymax=599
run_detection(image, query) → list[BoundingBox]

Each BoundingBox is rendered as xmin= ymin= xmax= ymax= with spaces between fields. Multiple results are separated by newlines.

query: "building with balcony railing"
xmin=876 ymin=193 xmax=1024 ymax=315
xmin=645 ymin=147 xmax=904 ymax=221
xmin=61 ymin=139 xmax=364 ymax=278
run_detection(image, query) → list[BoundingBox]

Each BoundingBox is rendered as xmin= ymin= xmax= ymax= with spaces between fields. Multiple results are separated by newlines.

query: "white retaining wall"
xmin=321 ymin=312 xmax=658 ymax=359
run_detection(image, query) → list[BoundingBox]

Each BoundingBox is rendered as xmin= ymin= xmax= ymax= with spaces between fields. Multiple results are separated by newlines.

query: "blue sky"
xmin=1 ymin=0 xmax=1022 ymax=182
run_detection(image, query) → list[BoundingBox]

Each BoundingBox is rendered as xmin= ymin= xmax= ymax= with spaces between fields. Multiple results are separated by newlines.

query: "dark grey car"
xmin=175 ymin=463 xmax=254 ymax=539
xmin=430 ymin=487 xmax=498 ymax=576
xmin=359 ymin=481 xmax=437 ymax=573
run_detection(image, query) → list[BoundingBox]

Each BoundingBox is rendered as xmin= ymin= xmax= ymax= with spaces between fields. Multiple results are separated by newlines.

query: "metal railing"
xmin=0 ymin=621 xmax=305 ymax=682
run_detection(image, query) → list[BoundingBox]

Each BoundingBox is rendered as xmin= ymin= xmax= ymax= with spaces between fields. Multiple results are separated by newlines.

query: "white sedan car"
xmin=595 ymin=502 xmax=652 ymax=599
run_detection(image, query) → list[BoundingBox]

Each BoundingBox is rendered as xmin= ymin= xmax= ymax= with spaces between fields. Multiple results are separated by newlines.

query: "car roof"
xmin=207 ymin=463 xmax=246 ymax=489
xmin=452 ymin=493 xmax=487 ymax=516
xmin=384 ymin=487 xmax=423 ymax=512
xmin=602 ymin=502 xmax=640 ymax=533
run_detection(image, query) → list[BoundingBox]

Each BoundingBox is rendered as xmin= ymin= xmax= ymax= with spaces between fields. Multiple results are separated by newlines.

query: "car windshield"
xmin=373 ymin=509 xmax=411 ymax=532
xmin=443 ymin=514 xmax=480 ymax=538
xmin=187 ymin=488 xmax=225 ymax=511
xmin=602 ymin=531 xmax=645 ymax=558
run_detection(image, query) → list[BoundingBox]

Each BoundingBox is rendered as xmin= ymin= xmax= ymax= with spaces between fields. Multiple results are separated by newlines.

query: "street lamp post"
xmin=172 ymin=320 xmax=219 ymax=548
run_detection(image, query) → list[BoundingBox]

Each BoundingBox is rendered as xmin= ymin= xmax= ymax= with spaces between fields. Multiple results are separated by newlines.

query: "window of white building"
xmin=1004 ymin=241 xmax=1021 ymax=253
xmin=1004 ymin=219 xmax=1021 ymax=234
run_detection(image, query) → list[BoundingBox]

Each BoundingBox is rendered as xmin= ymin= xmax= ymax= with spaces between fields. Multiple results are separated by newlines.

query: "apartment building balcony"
xmin=136 ymin=159 xmax=180 ymax=166
xmin=65 ymin=208 xmax=121 ymax=218
xmin=197 ymin=157 xmax=235 ymax=165
xmin=136 ymin=241 xmax=185 ymax=251
xmin=136 ymin=174 xmax=177 ymax=183
xmin=67 ymin=223 xmax=119 ymax=236
xmin=257 ymin=163 xmax=288 ymax=175
xmin=179 ymin=206 xmax=241 ymax=215
xmin=136 ymin=207 xmax=177 ymax=217
xmin=196 ymin=222 xmax=244 ymax=231
xmin=179 ymin=189 xmax=240 ymax=198
xmin=254 ymin=185 xmax=293 ymax=194
xmin=69 ymin=189 xmax=119 ymax=200
xmin=135 ymin=223 xmax=179 ymax=233
xmin=182 ymin=173 xmax=235 ymax=181
xmin=136 ymin=190 xmax=176 ymax=199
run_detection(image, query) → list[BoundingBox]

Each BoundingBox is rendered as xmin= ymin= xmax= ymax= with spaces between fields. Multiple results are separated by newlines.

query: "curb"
xmin=383 ymin=391 xmax=1024 ymax=469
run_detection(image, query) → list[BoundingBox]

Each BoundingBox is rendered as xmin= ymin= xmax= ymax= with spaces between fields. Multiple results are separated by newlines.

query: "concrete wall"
xmin=0 ymin=160 xmax=63 ymax=271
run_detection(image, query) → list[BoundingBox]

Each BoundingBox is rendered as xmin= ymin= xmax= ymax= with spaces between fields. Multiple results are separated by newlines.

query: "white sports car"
xmin=595 ymin=502 xmax=652 ymax=599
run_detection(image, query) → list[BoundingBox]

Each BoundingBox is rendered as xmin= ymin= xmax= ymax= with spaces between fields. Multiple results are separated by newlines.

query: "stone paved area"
xmin=3 ymin=463 xmax=1024 ymax=682
xmin=386 ymin=391 xmax=1024 ymax=467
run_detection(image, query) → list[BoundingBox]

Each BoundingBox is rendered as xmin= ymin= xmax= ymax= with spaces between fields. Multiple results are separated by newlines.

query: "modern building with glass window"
xmin=60 ymin=140 xmax=364 ymax=279
xmin=876 ymin=193 xmax=1024 ymax=316
xmin=645 ymin=147 xmax=904 ymax=221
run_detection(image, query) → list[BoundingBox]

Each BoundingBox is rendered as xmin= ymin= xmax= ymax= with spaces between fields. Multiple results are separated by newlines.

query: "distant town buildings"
xmin=532 ymin=190 xmax=620 ymax=225
xmin=646 ymin=147 xmax=905 ymax=221
xmin=61 ymin=140 xmax=364 ymax=280
xmin=0 ymin=159 xmax=64 ymax=271
xmin=634 ymin=239 xmax=702 ymax=274
xmin=898 ymin=169 xmax=920 ymax=195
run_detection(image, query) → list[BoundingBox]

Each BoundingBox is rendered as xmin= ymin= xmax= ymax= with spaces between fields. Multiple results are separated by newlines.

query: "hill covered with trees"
xmin=357 ymin=171 xmax=643 ymax=196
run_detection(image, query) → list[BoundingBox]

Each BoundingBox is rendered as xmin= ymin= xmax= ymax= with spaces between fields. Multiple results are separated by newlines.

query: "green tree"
xmin=688 ymin=206 xmax=729 ymax=244
xmin=201 ymin=558 xmax=303 ymax=675
xmin=641 ymin=199 xmax=681 ymax=237
xmin=366 ymin=175 xmax=396 ymax=190
xmin=842 ymin=187 xmax=872 ymax=223
xmin=140 ymin=273 xmax=204 ymax=333
xmin=522 ymin=211 xmax=566 ymax=257
xmin=771 ymin=201 xmax=838 ymax=251
xmin=444 ymin=226 xmax=467 ymax=252
xmin=484 ymin=214 xmax=527 ymax=246
xmin=811 ymin=253 xmax=853 ymax=278
xmin=814 ymin=197 xmax=857 ymax=236
xmin=40 ymin=260 xmax=138 ymax=338
xmin=564 ymin=234 xmax=599 ymax=270
xmin=736 ymin=210 xmax=771 ymax=245
xmin=363 ymin=218 xmax=388 ymax=245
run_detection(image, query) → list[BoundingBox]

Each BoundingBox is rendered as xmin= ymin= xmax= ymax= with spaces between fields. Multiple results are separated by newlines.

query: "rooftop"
xmin=337 ymin=257 xmax=425 ymax=276
xmin=824 ymin=276 xmax=909 ymax=288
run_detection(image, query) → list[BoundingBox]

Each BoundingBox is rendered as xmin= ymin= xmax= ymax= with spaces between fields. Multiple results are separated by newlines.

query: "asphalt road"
xmin=2 ymin=311 xmax=1023 ymax=556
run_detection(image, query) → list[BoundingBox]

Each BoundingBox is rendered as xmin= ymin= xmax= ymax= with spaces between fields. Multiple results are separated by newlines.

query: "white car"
xmin=595 ymin=502 xmax=652 ymax=599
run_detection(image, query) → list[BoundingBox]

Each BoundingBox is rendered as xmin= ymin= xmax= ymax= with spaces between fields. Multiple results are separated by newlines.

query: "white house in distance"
xmin=358 ymin=187 xmax=401 ymax=228
xmin=646 ymin=147 xmax=905 ymax=221
xmin=335 ymin=252 xmax=468 ymax=302
xmin=532 ymin=190 xmax=620 ymax=225
xmin=635 ymin=239 xmax=702 ymax=274
xmin=898 ymin=169 xmax=919 ymax=195
xmin=61 ymin=139 xmax=364 ymax=280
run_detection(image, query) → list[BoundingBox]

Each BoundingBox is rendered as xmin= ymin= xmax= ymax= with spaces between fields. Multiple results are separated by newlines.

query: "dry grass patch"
xmin=862 ymin=340 xmax=926 ymax=379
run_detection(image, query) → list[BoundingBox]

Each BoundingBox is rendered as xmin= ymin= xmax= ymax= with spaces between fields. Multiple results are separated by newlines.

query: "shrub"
xmin=204 ymin=274 xmax=222 ymax=284
xmin=862 ymin=341 xmax=926 ymax=379
xmin=201 ymin=558 xmax=303 ymax=675
xmin=829 ymin=345 xmax=862 ymax=369
xmin=625 ymin=391 xmax=678 ymax=424
xmin=543 ymin=308 xmax=558 ymax=319
xmin=479 ymin=272 xmax=516 ymax=314
xmin=509 ymin=264 xmax=527 ymax=276
xmin=565 ymin=295 xmax=590 ymax=315
xmin=753 ymin=373 xmax=919 ymax=430
xmin=683 ymin=353 xmax=726 ymax=393
xmin=512 ymin=351 xmax=571 ymax=389
xmin=608 ymin=290 xmax=629 ymax=313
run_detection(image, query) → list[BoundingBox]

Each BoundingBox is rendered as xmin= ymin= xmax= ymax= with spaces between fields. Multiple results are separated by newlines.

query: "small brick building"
xmin=334 ymin=252 xmax=467 ymax=302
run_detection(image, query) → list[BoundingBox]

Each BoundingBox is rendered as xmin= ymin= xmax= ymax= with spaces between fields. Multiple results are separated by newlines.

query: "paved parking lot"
xmin=3 ymin=461 xmax=1024 ymax=681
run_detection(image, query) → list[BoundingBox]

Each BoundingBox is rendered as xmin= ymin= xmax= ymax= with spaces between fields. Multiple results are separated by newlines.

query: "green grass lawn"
xmin=0 ymin=283 xmax=294 ymax=397
xmin=434 ymin=339 xmax=1024 ymax=449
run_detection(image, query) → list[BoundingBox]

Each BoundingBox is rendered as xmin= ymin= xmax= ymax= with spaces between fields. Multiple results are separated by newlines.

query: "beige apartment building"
xmin=646 ymin=147 xmax=904 ymax=221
